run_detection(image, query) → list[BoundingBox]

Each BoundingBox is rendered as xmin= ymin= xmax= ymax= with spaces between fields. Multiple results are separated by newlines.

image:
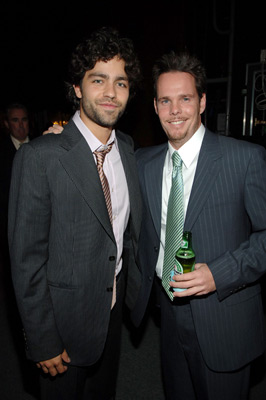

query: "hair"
xmin=66 ymin=26 xmax=142 ymax=109
xmin=5 ymin=102 xmax=28 ymax=121
xmin=152 ymin=51 xmax=207 ymax=100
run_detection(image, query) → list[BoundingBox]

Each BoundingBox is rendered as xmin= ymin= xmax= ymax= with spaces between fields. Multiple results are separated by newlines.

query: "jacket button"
xmin=107 ymin=287 xmax=113 ymax=292
xmin=109 ymin=256 xmax=115 ymax=261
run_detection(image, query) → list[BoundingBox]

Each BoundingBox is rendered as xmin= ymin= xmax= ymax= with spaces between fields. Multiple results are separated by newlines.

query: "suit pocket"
xmin=48 ymin=284 xmax=80 ymax=343
xmin=48 ymin=281 xmax=78 ymax=290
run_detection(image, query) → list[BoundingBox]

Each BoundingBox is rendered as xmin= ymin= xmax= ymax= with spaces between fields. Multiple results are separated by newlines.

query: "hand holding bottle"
xmin=171 ymin=231 xmax=195 ymax=292
xmin=170 ymin=263 xmax=216 ymax=297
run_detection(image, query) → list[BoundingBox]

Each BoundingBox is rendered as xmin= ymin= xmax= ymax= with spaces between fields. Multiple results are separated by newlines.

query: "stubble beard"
xmin=82 ymin=98 xmax=126 ymax=129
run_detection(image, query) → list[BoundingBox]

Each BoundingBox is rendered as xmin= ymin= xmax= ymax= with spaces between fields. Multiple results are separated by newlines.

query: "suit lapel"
xmin=144 ymin=144 xmax=168 ymax=239
xmin=116 ymin=132 xmax=142 ymax=240
xmin=185 ymin=130 xmax=222 ymax=231
xmin=58 ymin=120 xmax=115 ymax=241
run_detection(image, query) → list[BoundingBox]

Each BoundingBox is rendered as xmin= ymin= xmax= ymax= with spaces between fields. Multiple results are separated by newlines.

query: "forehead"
xmin=86 ymin=56 xmax=127 ymax=78
xmin=156 ymin=71 xmax=197 ymax=96
xmin=8 ymin=108 xmax=28 ymax=119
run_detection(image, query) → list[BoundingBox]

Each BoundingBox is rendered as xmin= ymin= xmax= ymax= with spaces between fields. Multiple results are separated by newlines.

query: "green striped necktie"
xmin=162 ymin=151 xmax=184 ymax=300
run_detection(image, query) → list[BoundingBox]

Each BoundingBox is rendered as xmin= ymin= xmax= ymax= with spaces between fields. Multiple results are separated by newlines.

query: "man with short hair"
xmin=4 ymin=103 xmax=30 ymax=148
xmin=0 ymin=103 xmax=30 ymax=273
xmin=132 ymin=51 xmax=266 ymax=400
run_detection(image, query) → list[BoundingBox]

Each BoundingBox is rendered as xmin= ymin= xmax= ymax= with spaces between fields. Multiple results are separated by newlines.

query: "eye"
xmin=160 ymin=99 xmax=169 ymax=105
xmin=117 ymin=81 xmax=128 ymax=88
xmin=183 ymin=97 xmax=190 ymax=102
xmin=93 ymin=79 xmax=103 ymax=84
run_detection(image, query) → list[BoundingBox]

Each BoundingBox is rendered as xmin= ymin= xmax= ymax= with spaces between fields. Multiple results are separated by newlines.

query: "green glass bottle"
xmin=174 ymin=231 xmax=195 ymax=274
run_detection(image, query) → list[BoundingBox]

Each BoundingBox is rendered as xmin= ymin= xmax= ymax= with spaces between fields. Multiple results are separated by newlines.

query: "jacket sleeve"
xmin=209 ymin=145 xmax=266 ymax=301
xmin=8 ymin=143 xmax=64 ymax=362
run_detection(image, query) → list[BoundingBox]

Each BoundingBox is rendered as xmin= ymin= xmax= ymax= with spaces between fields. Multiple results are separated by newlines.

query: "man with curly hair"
xmin=8 ymin=27 xmax=142 ymax=400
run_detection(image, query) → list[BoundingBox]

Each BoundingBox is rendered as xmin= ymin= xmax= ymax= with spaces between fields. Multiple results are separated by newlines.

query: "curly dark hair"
xmin=152 ymin=51 xmax=207 ymax=100
xmin=66 ymin=27 xmax=142 ymax=109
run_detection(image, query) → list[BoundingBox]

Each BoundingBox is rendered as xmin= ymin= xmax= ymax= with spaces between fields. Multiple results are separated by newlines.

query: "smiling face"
xmin=154 ymin=71 xmax=206 ymax=150
xmin=74 ymin=56 xmax=129 ymax=143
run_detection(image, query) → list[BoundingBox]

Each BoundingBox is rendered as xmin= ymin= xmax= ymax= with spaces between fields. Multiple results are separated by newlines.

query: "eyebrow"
xmin=157 ymin=93 xmax=195 ymax=100
xmin=87 ymin=72 xmax=128 ymax=82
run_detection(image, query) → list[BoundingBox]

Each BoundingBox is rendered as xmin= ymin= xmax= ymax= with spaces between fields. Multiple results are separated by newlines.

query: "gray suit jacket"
xmin=131 ymin=129 xmax=266 ymax=371
xmin=8 ymin=119 xmax=142 ymax=366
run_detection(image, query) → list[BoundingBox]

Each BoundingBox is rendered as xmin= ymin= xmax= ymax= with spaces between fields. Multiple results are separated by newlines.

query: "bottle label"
xmin=173 ymin=261 xmax=183 ymax=275
xmin=180 ymin=239 xmax=188 ymax=249
xmin=171 ymin=264 xmax=186 ymax=292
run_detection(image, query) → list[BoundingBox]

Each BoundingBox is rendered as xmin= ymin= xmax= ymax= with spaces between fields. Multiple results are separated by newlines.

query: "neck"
xmin=91 ymin=125 xmax=112 ymax=144
xmin=79 ymin=111 xmax=112 ymax=144
xmin=11 ymin=134 xmax=28 ymax=143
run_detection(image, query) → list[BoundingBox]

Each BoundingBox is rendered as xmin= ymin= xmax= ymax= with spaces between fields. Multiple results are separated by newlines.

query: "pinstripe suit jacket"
xmin=8 ymin=119 xmax=142 ymax=366
xmin=131 ymin=128 xmax=266 ymax=371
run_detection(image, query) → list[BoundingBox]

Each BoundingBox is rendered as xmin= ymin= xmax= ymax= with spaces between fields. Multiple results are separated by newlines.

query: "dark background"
xmin=0 ymin=0 xmax=265 ymax=146
xmin=0 ymin=2 xmax=265 ymax=399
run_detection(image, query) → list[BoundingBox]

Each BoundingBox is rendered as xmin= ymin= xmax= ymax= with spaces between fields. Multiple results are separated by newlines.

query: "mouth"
xmin=98 ymin=101 xmax=119 ymax=110
xmin=168 ymin=120 xmax=185 ymax=125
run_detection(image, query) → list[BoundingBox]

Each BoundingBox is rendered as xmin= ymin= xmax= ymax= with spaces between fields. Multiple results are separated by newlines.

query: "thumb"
xmin=61 ymin=349 xmax=71 ymax=363
xmin=194 ymin=263 xmax=205 ymax=270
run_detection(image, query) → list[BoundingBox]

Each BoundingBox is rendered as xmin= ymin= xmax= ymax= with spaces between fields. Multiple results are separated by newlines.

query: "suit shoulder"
xmin=116 ymin=130 xmax=134 ymax=147
xmin=136 ymin=143 xmax=167 ymax=162
xmin=217 ymin=134 xmax=266 ymax=157
xmin=24 ymin=133 xmax=66 ymax=161
xmin=28 ymin=132 xmax=62 ymax=150
xmin=12 ymin=134 xmax=64 ymax=170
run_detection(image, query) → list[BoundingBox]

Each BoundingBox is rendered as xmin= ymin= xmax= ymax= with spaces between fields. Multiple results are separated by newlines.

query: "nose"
xmin=170 ymin=101 xmax=181 ymax=115
xmin=103 ymin=81 xmax=116 ymax=99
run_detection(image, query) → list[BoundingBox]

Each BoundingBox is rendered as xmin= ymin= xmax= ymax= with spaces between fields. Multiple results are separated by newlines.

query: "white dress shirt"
xmin=10 ymin=135 xmax=29 ymax=150
xmin=156 ymin=124 xmax=205 ymax=278
xmin=72 ymin=111 xmax=130 ymax=276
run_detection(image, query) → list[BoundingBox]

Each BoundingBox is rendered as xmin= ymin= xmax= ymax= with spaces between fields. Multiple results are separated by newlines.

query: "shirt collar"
xmin=10 ymin=135 xmax=29 ymax=150
xmin=167 ymin=124 xmax=205 ymax=171
xmin=72 ymin=110 xmax=118 ymax=153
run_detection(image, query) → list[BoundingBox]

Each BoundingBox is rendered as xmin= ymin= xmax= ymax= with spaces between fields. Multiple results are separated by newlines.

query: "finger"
xmin=173 ymin=286 xmax=198 ymax=297
xmin=48 ymin=366 xmax=59 ymax=377
xmin=173 ymin=269 xmax=197 ymax=280
xmin=43 ymin=361 xmax=64 ymax=376
xmin=173 ymin=288 xmax=192 ymax=297
xmin=171 ymin=276 xmax=195 ymax=287
xmin=61 ymin=350 xmax=71 ymax=364
xmin=170 ymin=280 xmax=190 ymax=289
xmin=194 ymin=263 xmax=203 ymax=270
xmin=55 ymin=362 xmax=68 ymax=374
xmin=41 ymin=365 xmax=49 ymax=374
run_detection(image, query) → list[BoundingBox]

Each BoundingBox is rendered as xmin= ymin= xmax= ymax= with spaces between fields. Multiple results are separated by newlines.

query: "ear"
xmin=73 ymin=85 xmax=82 ymax=99
xmin=154 ymin=98 xmax=158 ymax=115
xmin=200 ymin=93 xmax=206 ymax=115
xmin=4 ymin=120 xmax=9 ymax=130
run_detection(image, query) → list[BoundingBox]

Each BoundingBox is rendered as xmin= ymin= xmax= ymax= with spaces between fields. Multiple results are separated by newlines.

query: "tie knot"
xmin=172 ymin=151 xmax=182 ymax=168
xmin=94 ymin=141 xmax=114 ymax=164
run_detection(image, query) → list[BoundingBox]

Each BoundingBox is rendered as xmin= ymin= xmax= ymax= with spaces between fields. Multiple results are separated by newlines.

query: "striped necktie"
xmin=94 ymin=142 xmax=114 ymax=224
xmin=162 ymin=151 xmax=184 ymax=300
xmin=94 ymin=142 xmax=117 ymax=308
